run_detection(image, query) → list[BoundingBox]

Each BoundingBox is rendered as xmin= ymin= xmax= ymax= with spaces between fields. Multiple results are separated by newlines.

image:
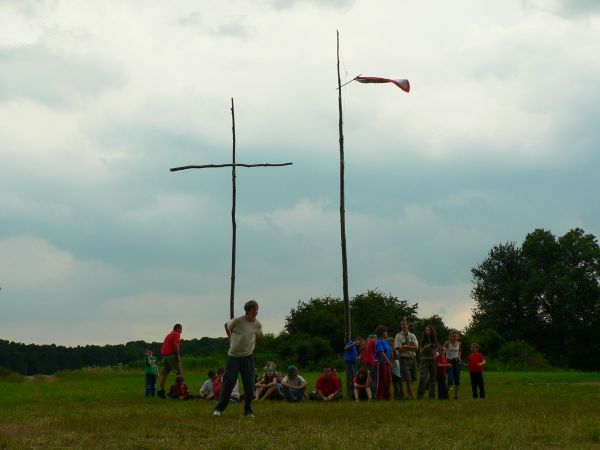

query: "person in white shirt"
xmin=394 ymin=318 xmax=418 ymax=400
xmin=213 ymin=300 xmax=263 ymax=417
xmin=198 ymin=370 xmax=217 ymax=399
xmin=282 ymin=365 xmax=308 ymax=402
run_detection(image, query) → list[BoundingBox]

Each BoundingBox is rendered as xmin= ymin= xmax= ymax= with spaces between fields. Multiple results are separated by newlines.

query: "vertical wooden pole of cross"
xmin=337 ymin=31 xmax=351 ymax=343
xmin=230 ymin=98 xmax=237 ymax=320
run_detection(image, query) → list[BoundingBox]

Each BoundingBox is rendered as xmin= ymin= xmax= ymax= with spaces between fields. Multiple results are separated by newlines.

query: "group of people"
xmin=344 ymin=319 xmax=486 ymax=401
xmin=145 ymin=300 xmax=264 ymax=416
xmin=144 ymin=301 xmax=487 ymax=417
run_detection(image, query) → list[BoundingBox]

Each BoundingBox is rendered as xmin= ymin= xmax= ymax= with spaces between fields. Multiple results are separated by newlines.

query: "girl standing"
xmin=444 ymin=330 xmax=462 ymax=399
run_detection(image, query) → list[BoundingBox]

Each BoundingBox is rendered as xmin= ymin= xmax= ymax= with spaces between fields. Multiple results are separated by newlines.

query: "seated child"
xmin=353 ymin=367 xmax=372 ymax=401
xmin=270 ymin=372 xmax=285 ymax=400
xmin=212 ymin=368 xmax=225 ymax=400
xmin=282 ymin=365 xmax=307 ymax=402
xmin=213 ymin=367 xmax=241 ymax=403
xmin=198 ymin=370 xmax=217 ymax=399
xmin=169 ymin=375 xmax=192 ymax=400
xmin=255 ymin=367 xmax=277 ymax=400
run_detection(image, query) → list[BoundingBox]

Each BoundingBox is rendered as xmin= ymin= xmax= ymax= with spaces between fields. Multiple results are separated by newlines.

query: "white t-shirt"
xmin=282 ymin=375 xmax=306 ymax=387
xmin=227 ymin=315 xmax=263 ymax=357
xmin=394 ymin=331 xmax=418 ymax=358
xmin=198 ymin=379 xmax=213 ymax=396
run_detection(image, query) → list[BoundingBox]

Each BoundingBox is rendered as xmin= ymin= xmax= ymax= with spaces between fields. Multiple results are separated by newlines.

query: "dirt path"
xmin=23 ymin=374 xmax=58 ymax=383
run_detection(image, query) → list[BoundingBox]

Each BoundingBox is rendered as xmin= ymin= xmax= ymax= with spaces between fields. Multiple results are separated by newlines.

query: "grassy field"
xmin=1 ymin=367 xmax=600 ymax=449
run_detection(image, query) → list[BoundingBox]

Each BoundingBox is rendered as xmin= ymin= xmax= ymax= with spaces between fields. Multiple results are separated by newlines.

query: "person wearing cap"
xmin=282 ymin=365 xmax=307 ymax=402
xmin=213 ymin=300 xmax=263 ymax=417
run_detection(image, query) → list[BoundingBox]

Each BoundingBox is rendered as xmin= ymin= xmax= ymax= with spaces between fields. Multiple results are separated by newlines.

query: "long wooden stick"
xmin=170 ymin=163 xmax=292 ymax=171
xmin=337 ymin=30 xmax=351 ymax=342
xmin=230 ymin=98 xmax=237 ymax=320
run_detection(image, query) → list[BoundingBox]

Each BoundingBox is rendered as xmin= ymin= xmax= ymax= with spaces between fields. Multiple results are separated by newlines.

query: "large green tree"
xmin=469 ymin=228 xmax=600 ymax=370
xmin=284 ymin=290 xmax=419 ymax=352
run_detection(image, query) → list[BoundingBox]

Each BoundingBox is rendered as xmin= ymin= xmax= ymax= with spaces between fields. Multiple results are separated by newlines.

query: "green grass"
xmin=1 ymin=368 xmax=599 ymax=449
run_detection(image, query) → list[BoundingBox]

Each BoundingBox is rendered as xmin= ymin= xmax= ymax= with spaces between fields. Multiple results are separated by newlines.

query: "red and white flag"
xmin=355 ymin=76 xmax=410 ymax=93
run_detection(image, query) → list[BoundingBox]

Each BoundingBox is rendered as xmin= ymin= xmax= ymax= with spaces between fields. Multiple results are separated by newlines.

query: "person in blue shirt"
xmin=343 ymin=336 xmax=363 ymax=399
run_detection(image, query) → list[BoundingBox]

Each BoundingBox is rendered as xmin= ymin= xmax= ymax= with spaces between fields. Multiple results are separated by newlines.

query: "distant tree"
xmin=284 ymin=296 xmax=345 ymax=352
xmin=350 ymin=290 xmax=418 ymax=338
xmin=468 ymin=228 xmax=600 ymax=370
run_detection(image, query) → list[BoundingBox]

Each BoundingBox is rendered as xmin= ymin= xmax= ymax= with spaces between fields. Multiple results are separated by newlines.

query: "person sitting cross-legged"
xmin=309 ymin=367 xmax=343 ymax=401
xmin=255 ymin=367 xmax=277 ymax=400
xmin=282 ymin=365 xmax=308 ymax=402
xmin=197 ymin=370 xmax=217 ymax=400
xmin=168 ymin=375 xmax=193 ymax=400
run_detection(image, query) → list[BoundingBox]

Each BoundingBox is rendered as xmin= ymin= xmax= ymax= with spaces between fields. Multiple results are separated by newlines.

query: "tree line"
xmin=1 ymin=227 xmax=598 ymax=375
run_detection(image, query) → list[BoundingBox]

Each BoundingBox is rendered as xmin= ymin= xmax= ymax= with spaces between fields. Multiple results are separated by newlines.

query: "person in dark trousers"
xmin=157 ymin=324 xmax=183 ymax=399
xmin=436 ymin=347 xmax=451 ymax=400
xmin=213 ymin=300 xmax=263 ymax=417
xmin=466 ymin=343 xmax=486 ymax=399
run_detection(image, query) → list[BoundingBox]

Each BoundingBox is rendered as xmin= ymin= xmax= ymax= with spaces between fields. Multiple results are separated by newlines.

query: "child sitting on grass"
xmin=255 ymin=367 xmax=277 ymax=400
xmin=282 ymin=365 xmax=307 ymax=402
xmin=271 ymin=372 xmax=285 ymax=400
xmin=169 ymin=375 xmax=192 ymax=400
xmin=353 ymin=367 xmax=372 ymax=401
xmin=466 ymin=343 xmax=486 ymax=399
xmin=198 ymin=370 xmax=217 ymax=400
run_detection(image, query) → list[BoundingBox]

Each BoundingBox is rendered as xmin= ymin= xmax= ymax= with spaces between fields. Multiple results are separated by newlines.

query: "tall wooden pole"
xmin=337 ymin=31 xmax=351 ymax=342
xmin=230 ymin=98 xmax=237 ymax=320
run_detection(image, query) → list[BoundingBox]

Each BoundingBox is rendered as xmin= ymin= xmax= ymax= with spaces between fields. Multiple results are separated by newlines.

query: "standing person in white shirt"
xmin=394 ymin=319 xmax=419 ymax=400
xmin=213 ymin=300 xmax=263 ymax=417
xmin=444 ymin=330 xmax=462 ymax=399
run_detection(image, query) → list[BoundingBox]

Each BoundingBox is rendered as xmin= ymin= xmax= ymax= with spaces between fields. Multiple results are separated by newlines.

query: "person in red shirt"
xmin=359 ymin=334 xmax=378 ymax=396
xmin=157 ymin=323 xmax=183 ymax=399
xmin=212 ymin=368 xmax=225 ymax=400
xmin=466 ymin=343 xmax=486 ymax=399
xmin=309 ymin=367 xmax=343 ymax=401
xmin=169 ymin=375 xmax=192 ymax=400
xmin=435 ymin=347 xmax=451 ymax=400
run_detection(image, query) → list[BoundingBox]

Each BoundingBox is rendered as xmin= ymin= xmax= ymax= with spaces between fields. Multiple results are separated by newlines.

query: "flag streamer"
xmin=355 ymin=76 xmax=410 ymax=93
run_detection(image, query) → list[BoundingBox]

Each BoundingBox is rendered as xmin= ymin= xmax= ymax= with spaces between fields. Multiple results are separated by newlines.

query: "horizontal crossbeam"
xmin=170 ymin=162 xmax=293 ymax=172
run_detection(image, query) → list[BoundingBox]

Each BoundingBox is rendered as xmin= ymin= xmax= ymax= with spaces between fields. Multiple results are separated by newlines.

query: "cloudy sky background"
xmin=1 ymin=0 xmax=599 ymax=345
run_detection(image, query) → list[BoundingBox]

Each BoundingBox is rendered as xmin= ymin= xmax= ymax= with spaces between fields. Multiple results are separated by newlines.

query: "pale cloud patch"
xmin=0 ymin=44 xmax=125 ymax=107
xmin=0 ymin=235 xmax=75 ymax=287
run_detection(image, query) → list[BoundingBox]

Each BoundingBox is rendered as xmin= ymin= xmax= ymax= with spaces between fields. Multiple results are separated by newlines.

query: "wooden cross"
xmin=170 ymin=98 xmax=293 ymax=319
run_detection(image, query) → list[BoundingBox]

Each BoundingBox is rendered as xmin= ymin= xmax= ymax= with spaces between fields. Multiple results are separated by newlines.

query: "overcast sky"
xmin=1 ymin=0 xmax=599 ymax=345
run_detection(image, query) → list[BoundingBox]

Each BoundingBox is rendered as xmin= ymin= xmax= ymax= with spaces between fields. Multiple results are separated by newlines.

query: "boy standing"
xmin=343 ymin=337 xmax=360 ymax=398
xmin=466 ymin=343 xmax=486 ymax=399
xmin=213 ymin=300 xmax=263 ymax=417
xmin=436 ymin=347 xmax=451 ymax=400
xmin=144 ymin=348 xmax=158 ymax=397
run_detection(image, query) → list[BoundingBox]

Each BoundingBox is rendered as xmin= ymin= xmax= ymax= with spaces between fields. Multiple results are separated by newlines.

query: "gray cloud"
xmin=0 ymin=45 xmax=125 ymax=107
xmin=265 ymin=0 xmax=355 ymax=10
xmin=523 ymin=0 xmax=600 ymax=17
xmin=179 ymin=11 xmax=254 ymax=38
